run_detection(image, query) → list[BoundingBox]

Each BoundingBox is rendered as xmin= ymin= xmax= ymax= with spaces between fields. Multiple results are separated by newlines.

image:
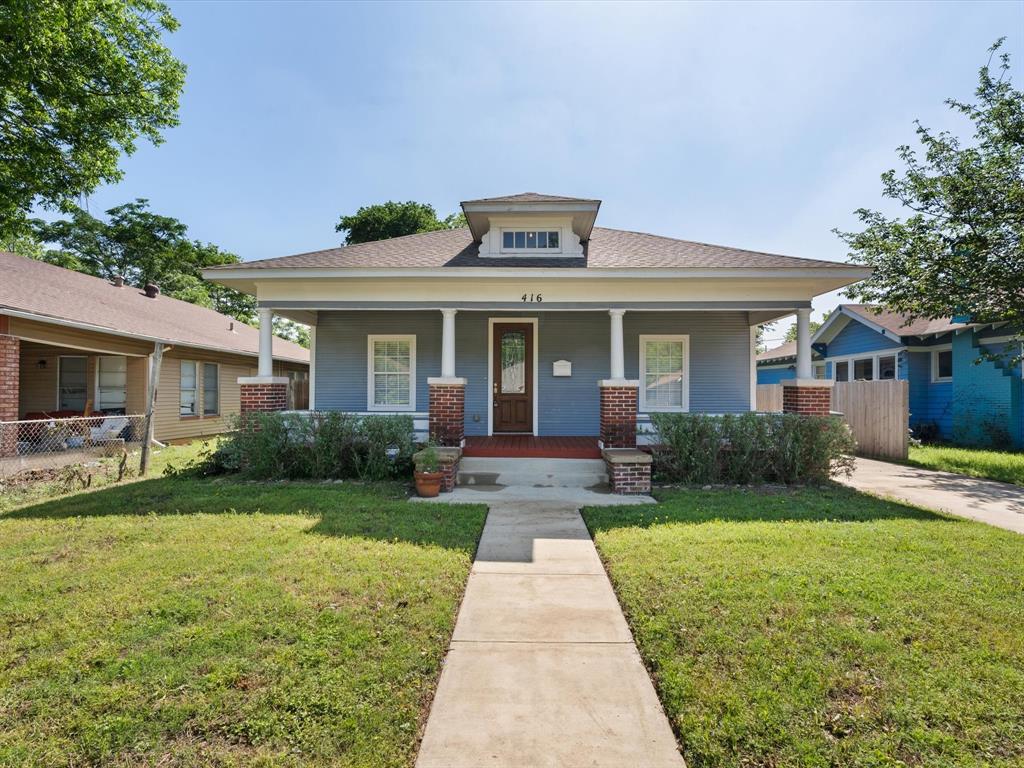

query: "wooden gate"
xmin=833 ymin=380 xmax=908 ymax=460
xmin=754 ymin=380 xmax=909 ymax=460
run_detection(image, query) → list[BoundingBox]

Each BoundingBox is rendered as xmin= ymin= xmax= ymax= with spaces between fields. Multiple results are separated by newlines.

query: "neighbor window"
xmin=202 ymin=363 xmax=219 ymax=416
xmin=639 ymin=335 xmax=689 ymax=411
xmin=97 ymin=356 xmax=128 ymax=413
xmin=500 ymin=229 xmax=561 ymax=251
xmin=933 ymin=349 xmax=953 ymax=381
xmin=834 ymin=361 xmax=849 ymax=382
xmin=813 ymin=362 xmax=826 ymax=380
xmin=853 ymin=358 xmax=874 ymax=380
xmin=180 ymin=361 xmax=197 ymax=416
xmin=58 ymin=356 xmax=88 ymax=411
xmin=368 ymin=335 xmax=416 ymax=410
xmin=878 ymin=355 xmax=897 ymax=380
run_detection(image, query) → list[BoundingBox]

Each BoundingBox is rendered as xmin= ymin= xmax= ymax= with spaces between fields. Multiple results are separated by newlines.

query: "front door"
xmin=492 ymin=322 xmax=533 ymax=433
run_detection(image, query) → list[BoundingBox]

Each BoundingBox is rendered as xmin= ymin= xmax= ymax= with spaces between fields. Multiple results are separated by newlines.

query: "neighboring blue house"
xmin=756 ymin=340 xmax=825 ymax=384
xmin=759 ymin=305 xmax=1023 ymax=448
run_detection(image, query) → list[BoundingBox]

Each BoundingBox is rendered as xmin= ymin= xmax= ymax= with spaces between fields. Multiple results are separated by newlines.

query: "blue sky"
xmin=85 ymin=0 xmax=1021 ymax=344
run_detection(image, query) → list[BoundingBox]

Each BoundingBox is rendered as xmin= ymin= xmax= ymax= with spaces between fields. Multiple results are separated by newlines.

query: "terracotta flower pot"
xmin=415 ymin=470 xmax=444 ymax=498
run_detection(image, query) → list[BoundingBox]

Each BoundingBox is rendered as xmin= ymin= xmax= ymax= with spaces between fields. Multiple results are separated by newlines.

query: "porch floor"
xmin=463 ymin=435 xmax=601 ymax=459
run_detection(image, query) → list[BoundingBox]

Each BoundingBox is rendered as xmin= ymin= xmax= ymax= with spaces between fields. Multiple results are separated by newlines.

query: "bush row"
xmin=649 ymin=412 xmax=856 ymax=485
xmin=205 ymin=412 xmax=415 ymax=481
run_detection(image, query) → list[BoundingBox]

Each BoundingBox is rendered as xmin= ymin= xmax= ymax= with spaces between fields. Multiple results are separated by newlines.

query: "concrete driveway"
xmin=839 ymin=457 xmax=1024 ymax=534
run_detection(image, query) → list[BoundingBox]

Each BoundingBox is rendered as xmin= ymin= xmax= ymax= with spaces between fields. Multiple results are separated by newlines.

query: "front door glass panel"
xmin=500 ymin=331 xmax=526 ymax=394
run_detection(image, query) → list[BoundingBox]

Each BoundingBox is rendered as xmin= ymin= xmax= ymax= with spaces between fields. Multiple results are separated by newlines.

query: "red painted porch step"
xmin=463 ymin=435 xmax=602 ymax=459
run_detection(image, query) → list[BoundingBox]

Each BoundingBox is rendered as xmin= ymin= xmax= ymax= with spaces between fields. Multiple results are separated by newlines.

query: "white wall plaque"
xmin=553 ymin=360 xmax=572 ymax=377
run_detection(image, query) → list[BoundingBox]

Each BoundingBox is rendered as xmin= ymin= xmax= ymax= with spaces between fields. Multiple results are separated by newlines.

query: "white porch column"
xmin=795 ymin=307 xmax=813 ymax=380
xmin=440 ymin=308 xmax=457 ymax=378
xmin=609 ymin=309 xmax=625 ymax=380
xmin=258 ymin=307 xmax=274 ymax=377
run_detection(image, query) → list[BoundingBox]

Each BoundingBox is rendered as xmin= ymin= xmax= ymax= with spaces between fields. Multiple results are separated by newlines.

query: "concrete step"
xmin=457 ymin=457 xmax=608 ymax=489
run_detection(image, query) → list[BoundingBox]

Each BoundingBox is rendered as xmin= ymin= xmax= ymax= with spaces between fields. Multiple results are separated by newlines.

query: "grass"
xmin=907 ymin=444 xmax=1024 ymax=486
xmin=0 ymin=439 xmax=212 ymax=514
xmin=584 ymin=486 xmax=1024 ymax=768
xmin=0 ymin=469 xmax=486 ymax=767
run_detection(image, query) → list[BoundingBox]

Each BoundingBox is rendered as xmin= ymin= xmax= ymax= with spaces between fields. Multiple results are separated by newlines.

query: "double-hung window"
xmin=639 ymin=335 xmax=689 ymax=411
xmin=932 ymin=348 xmax=953 ymax=382
xmin=368 ymin=335 xmax=416 ymax=411
xmin=180 ymin=361 xmax=197 ymax=416
xmin=97 ymin=356 xmax=128 ymax=412
xmin=202 ymin=363 xmax=219 ymax=416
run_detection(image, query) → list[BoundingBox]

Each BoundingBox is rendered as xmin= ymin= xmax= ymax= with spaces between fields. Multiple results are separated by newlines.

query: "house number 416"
xmin=521 ymin=293 xmax=543 ymax=303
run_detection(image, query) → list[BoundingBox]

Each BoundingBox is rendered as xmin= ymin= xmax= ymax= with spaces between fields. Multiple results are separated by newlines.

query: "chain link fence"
xmin=0 ymin=415 xmax=148 ymax=480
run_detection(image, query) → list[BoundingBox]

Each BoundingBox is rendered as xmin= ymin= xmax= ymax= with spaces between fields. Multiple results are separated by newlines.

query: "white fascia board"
xmin=811 ymin=311 xmax=851 ymax=345
xmin=0 ymin=306 xmax=308 ymax=365
xmin=460 ymin=201 xmax=600 ymax=214
xmin=202 ymin=266 xmax=872 ymax=282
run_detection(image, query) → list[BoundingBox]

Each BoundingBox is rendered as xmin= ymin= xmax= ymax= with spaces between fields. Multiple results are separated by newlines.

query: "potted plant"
xmin=414 ymin=444 xmax=444 ymax=498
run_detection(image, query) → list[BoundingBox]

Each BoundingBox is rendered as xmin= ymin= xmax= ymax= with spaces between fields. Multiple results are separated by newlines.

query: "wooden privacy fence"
xmin=756 ymin=380 xmax=909 ymax=460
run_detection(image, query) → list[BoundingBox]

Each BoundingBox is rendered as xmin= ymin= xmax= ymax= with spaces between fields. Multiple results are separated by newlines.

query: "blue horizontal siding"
xmin=757 ymin=366 xmax=795 ymax=385
xmin=314 ymin=310 xmax=753 ymax=436
xmin=906 ymin=351 xmax=952 ymax=438
xmin=827 ymin=318 xmax=902 ymax=357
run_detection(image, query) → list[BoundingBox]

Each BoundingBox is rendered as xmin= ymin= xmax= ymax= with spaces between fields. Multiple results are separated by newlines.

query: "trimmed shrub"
xmin=650 ymin=412 xmax=856 ymax=485
xmin=201 ymin=412 xmax=415 ymax=481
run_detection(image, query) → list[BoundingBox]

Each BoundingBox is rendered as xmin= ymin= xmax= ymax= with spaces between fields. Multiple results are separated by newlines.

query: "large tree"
xmin=0 ymin=0 xmax=185 ymax=238
xmin=837 ymin=40 xmax=1023 ymax=345
xmin=335 ymin=201 xmax=466 ymax=245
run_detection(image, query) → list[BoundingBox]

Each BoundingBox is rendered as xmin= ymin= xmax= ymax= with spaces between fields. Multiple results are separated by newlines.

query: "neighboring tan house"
xmin=203 ymin=193 xmax=869 ymax=463
xmin=0 ymin=251 xmax=309 ymax=444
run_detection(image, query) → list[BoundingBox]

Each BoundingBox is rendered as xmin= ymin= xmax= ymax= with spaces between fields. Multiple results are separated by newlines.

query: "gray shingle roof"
xmin=0 ymin=251 xmax=309 ymax=362
xmin=840 ymin=304 xmax=967 ymax=337
xmin=210 ymin=226 xmax=853 ymax=272
xmin=461 ymin=192 xmax=600 ymax=204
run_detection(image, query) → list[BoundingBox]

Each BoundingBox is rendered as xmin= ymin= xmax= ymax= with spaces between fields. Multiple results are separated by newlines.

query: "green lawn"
xmin=908 ymin=444 xmax=1024 ymax=486
xmin=0 ymin=471 xmax=486 ymax=767
xmin=584 ymin=486 xmax=1024 ymax=768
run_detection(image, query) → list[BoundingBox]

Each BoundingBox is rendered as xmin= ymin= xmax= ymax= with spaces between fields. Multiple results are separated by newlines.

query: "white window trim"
xmin=498 ymin=227 xmax=564 ymax=255
xmin=931 ymin=345 xmax=953 ymax=383
xmin=179 ymin=360 xmax=198 ymax=418
xmin=94 ymin=355 xmax=128 ymax=412
xmin=367 ymin=335 xmax=417 ymax=412
xmin=638 ymin=334 xmax=690 ymax=412
xmin=202 ymin=361 xmax=221 ymax=417
xmin=56 ymin=355 xmax=88 ymax=411
xmin=828 ymin=349 xmax=903 ymax=382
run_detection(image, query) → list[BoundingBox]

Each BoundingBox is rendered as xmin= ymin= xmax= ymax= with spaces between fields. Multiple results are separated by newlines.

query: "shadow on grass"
xmin=2 ymin=475 xmax=486 ymax=552
xmin=585 ymin=482 xmax=955 ymax=533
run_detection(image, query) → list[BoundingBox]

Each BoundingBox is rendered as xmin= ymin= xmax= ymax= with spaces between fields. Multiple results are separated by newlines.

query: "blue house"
xmin=760 ymin=305 xmax=1023 ymax=448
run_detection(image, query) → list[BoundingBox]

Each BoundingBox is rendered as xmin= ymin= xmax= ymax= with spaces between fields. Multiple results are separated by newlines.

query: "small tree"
xmin=335 ymin=201 xmax=466 ymax=245
xmin=836 ymin=40 xmax=1023 ymax=359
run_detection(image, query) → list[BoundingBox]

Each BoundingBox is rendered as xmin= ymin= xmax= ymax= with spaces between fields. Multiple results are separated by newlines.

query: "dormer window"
xmin=501 ymin=229 xmax=561 ymax=252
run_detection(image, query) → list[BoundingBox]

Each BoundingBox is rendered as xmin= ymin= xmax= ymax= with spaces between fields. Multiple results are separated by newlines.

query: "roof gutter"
xmin=0 ymin=306 xmax=309 ymax=365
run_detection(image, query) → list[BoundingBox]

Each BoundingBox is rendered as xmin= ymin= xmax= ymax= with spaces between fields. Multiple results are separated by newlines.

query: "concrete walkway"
xmin=840 ymin=457 xmax=1024 ymax=534
xmin=416 ymin=503 xmax=684 ymax=768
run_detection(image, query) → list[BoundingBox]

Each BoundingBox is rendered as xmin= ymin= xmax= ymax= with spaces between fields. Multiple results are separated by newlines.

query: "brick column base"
xmin=782 ymin=381 xmax=833 ymax=416
xmin=0 ymin=329 xmax=20 ymax=457
xmin=599 ymin=380 xmax=639 ymax=448
xmin=602 ymin=448 xmax=652 ymax=495
xmin=428 ymin=378 xmax=466 ymax=447
xmin=239 ymin=376 xmax=288 ymax=428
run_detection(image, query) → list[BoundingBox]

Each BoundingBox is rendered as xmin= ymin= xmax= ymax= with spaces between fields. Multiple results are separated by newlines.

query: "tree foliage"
xmin=837 ymin=40 xmax=1023 ymax=338
xmin=0 ymin=0 xmax=186 ymax=238
xmin=783 ymin=311 xmax=829 ymax=343
xmin=33 ymin=199 xmax=259 ymax=329
xmin=335 ymin=201 xmax=466 ymax=245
